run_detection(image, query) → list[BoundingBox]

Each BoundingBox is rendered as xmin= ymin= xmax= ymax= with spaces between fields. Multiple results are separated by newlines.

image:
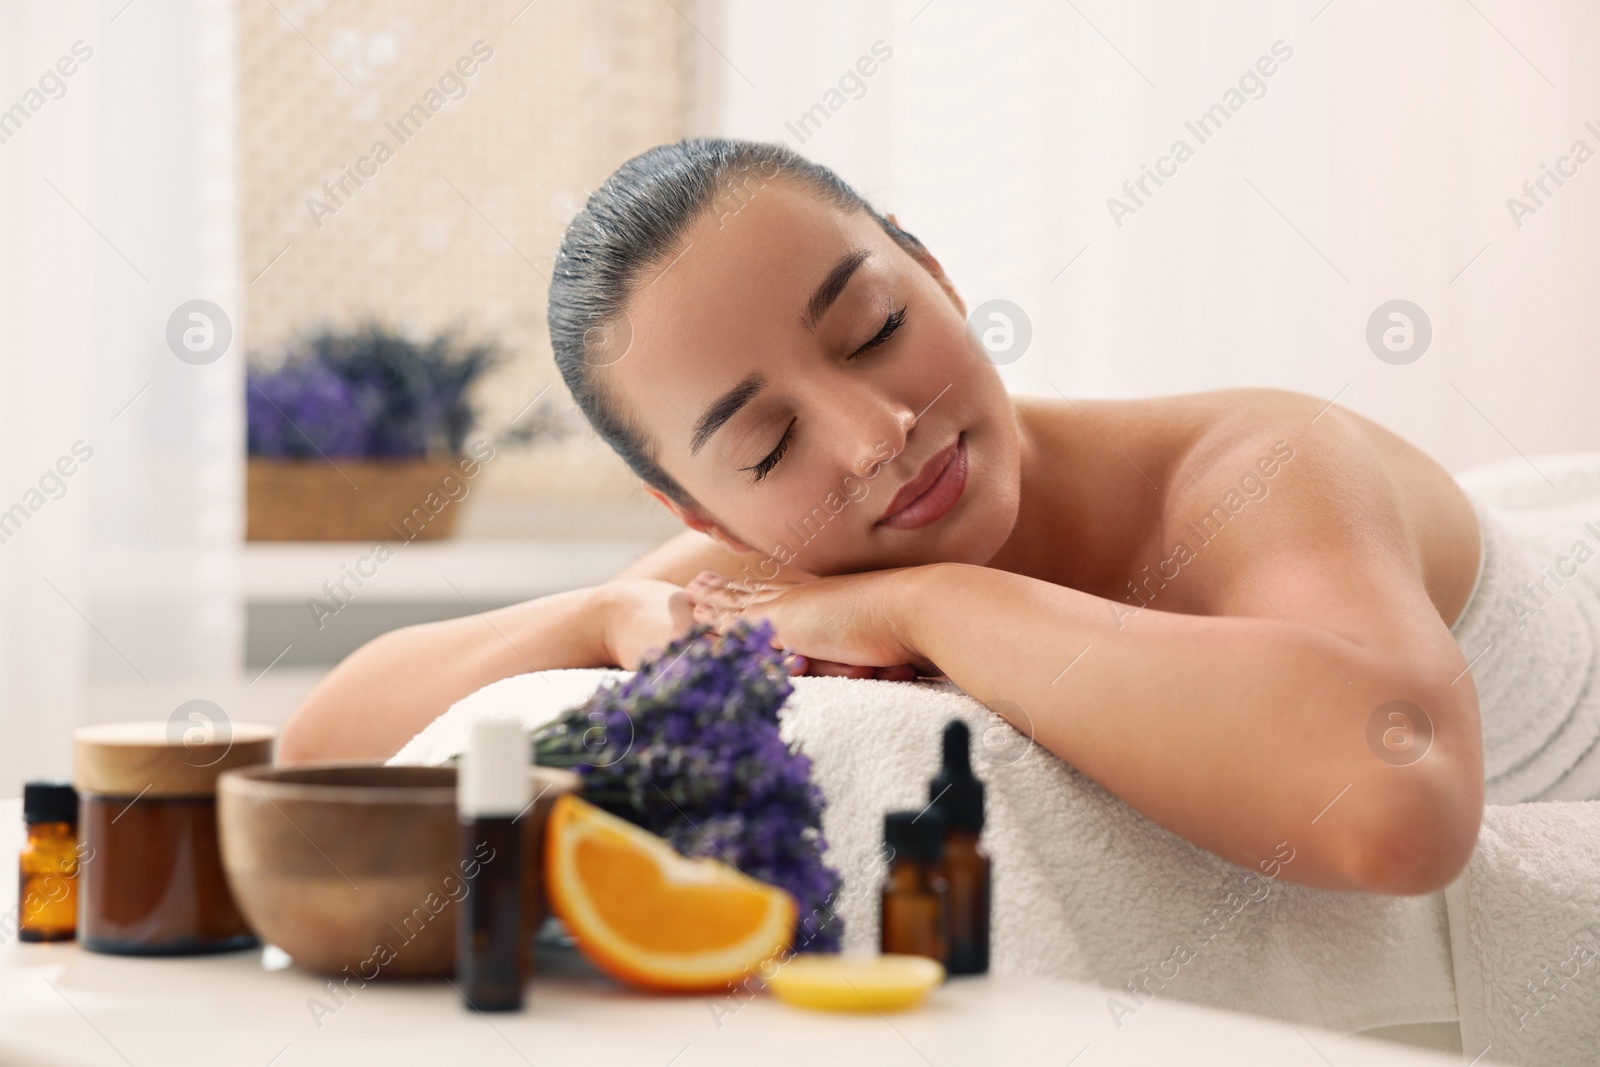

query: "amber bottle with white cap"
xmin=456 ymin=716 xmax=530 ymax=1011
xmin=74 ymin=720 xmax=275 ymax=955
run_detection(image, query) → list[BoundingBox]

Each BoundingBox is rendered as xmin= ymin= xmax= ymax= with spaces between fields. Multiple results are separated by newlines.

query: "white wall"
xmin=707 ymin=0 xmax=1600 ymax=475
xmin=0 ymin=0 xmax=242 ymax=792
xmin=2 ymin=0 xmax=1594 ymax=788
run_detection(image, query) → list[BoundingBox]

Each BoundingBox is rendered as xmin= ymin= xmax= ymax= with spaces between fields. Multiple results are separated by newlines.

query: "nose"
xmin=828 ymin=386 xmax=916 ymax=479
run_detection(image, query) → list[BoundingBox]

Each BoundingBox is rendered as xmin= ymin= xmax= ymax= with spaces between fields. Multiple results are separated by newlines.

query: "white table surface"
xmin=0 ymin=800 xmax=1463 ymax=1067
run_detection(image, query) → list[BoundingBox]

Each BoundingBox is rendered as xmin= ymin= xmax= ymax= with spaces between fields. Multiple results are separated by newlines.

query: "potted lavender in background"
xmin=245 ymin=323 xmax=496 ymax=541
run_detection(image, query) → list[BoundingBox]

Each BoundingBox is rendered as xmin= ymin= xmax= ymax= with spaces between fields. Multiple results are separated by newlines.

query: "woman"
xmin=281 ymin=137 xmax=1494 ymax=897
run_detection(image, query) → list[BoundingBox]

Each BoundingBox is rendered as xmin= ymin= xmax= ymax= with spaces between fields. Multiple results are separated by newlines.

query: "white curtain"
xmin=0 ymin=0 xmax=241 ymax=792
xmin=706 ymin=0 xmax=1600 ymax=474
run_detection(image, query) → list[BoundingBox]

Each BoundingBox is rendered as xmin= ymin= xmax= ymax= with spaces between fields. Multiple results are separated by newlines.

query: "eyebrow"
xmin=803 ymin=248 xmax=872 ymax=333
xmin=690 ymin=371 xmax=766 ymax=457
xmin=687 ymin=248 xmax=872 ymax=458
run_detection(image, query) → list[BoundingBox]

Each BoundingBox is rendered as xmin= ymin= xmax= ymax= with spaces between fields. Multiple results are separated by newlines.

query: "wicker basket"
xmin=246 ymin=459 xmax=466 ymax=542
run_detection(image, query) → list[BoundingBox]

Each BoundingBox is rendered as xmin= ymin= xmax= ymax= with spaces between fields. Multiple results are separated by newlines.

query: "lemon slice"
xmin=765 ymin=953 xmax=945 ymax=1012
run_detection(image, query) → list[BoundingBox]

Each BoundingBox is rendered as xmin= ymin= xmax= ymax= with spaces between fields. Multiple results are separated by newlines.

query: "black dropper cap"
xmin=884 ymin=809 xmax=945 ymax=861
xmin=929 ymin=720 xmax=984 ymax=832
xmin=22 ymin=780 xmax=78 ymax=826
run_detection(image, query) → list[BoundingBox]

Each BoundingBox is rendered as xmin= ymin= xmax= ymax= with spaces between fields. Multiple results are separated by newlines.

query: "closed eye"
xmin=741 ymin=420 xmax=793 ymax=483
xmin=850 ymin=305 xmax=907 ymax=359
xmin=742 ymin=305 xmax=908 ymax=484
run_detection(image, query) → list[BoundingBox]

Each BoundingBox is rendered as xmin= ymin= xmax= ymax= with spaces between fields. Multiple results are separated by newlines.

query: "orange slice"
xmin=544 ymin=794 xmax=797 ymax=992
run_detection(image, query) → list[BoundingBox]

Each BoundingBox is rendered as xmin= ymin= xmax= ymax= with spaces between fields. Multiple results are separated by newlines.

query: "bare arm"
xmin=278 ymin=585 xmax=618 ymax=763
xmin=889 ymin=408 xmax=1484 ymax=895
xmin=281 ymin=529 xmax=804 ymax=762
xmin=280 ymin=518 xmax=764 ymax=763
xmin=894 ymin=562 xmax=1480 ymax=895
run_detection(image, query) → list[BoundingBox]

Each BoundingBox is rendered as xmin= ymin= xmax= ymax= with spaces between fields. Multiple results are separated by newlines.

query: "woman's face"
xmin=605 ymin=177 xmax=1022 ymax=578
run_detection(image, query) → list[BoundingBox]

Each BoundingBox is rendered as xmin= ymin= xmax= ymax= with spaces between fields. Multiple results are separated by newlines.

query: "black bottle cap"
xmin=884 ymin=809 xmax=945 ymax=861
xmin=22 ymin=780 xmax=78 ymax=826
xmin=929 ymin=719 xmax=985 ymax=831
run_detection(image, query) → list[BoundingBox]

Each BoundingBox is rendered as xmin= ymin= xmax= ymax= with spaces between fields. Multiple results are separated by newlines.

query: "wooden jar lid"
xmin=74 ymin=721 xmax=277 ymax=798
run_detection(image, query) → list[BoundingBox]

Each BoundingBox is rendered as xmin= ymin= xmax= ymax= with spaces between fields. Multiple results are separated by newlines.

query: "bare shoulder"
xmin=1166 ymin=387 xmax=1380 ymax=506
xmin=1015 ymin=385 xmax=1393 ymax=517
xmin=1015 ymin=386 xmax=1477 ymax=639
xmin=1146 ymin=387 xmax=1480 ymax=638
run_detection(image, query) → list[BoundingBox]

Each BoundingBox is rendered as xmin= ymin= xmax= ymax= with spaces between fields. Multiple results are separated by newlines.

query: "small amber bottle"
xmin=19 ymin=780 xmax=80 ymax=942
xmin=929 ymin=720 xmax=991 ymax=975
xmin=879 ymin=810 xmax=948 ymax=964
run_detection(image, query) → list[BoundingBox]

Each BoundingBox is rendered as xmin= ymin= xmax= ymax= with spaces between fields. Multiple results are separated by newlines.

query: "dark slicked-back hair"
xmin=547 ymin=137 xmax=926 ymax=508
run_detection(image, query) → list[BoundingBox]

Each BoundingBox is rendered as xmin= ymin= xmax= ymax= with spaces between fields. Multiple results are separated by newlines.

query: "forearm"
xmin=279 ymin=584 xmax=612 ymax=763
xmin=894 ymin=563 xmax=1480 ymax=894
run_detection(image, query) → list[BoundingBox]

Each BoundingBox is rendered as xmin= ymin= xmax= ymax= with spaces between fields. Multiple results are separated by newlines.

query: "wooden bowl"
xmin=217 ymin=762 xmax=578 ymax=979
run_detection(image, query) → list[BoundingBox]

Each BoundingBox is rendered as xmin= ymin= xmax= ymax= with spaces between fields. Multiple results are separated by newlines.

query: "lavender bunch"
xmin=246 ymin=324 xmax=496 ymax=460
xmin=246 ymin=359 xmax=368 ymax=458
xmin=531 ymin=618 xmax=843 ymax=953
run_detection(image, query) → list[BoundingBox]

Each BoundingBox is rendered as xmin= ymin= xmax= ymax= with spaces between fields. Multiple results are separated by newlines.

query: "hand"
xmin=683 ymin=569 xmax=937 ymax=680
xmin=597 ymin=578 xmax=896 ymax=679
xmin=596 ymin=579 xmax=698 ymax=670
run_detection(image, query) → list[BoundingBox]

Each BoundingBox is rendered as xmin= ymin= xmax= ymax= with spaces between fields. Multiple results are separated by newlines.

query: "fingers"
xmin=687 ymin=571 xmax=746 ymax=627
xmin=687 ymin=570 xmax=788 ymax=608
xmin=685 ymin=570 xmax=725 ymax=599
xmin=686 ymin=571 xmax=730 ymax=620
xmin=803 ymin=658 xmax=882 ymax=679
xmin=689 ymin=571 xmax=782 ymax=634
xmin=874 ymin=663 xmax=918 ymax=682
xmin=684 ymin=572 xmax=915 ymax=682
xmin=691 ymin=598 xmax=740 ymax=630
xmin=797 ymin=658 xmax=916 ymax=681
xmin=665 ymin=587 xmax=696 ymax=631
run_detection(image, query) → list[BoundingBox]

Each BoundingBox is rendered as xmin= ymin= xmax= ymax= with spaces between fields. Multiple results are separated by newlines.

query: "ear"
xmin=919 ymin=247 xmax=965 ymax=320
xmin=641 ymin=484 xmax=757 ymax=554
xmin=887 ymin=212 xmax=965 ymax=320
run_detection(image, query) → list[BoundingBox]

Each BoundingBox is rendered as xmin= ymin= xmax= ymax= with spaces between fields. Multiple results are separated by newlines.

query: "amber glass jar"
xmin=74 ymin=720 xmax=275 ymax=955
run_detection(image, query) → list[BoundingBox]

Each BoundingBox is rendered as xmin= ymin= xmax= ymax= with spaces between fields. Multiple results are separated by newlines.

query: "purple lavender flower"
xmin=246 ymin=359 xmax=368 ymax=458
xmin=246 ymin=324 xmax=495 ymax=459
xmin=531 ymin=618 xmax=844 ymax=953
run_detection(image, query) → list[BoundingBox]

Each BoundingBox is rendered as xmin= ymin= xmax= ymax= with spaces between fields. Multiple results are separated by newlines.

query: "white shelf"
xmin=241 ymin=536 xmax=659 ymax=603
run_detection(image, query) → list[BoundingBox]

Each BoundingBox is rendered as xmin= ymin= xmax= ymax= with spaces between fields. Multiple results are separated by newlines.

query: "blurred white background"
xmin=2 ymin=0 xmax=1596 ymax=791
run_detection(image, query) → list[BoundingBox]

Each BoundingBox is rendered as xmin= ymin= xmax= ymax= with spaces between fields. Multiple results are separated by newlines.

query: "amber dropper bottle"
xmin=880 ymin=809 xmax=948 ymax=964
xmin=456 ymin=716 xmax=530 ymax=1012
xmin=929 ymin=720 xmax=991 ymax=975
xmin=19 ymin=780 xmax=80 ymax=942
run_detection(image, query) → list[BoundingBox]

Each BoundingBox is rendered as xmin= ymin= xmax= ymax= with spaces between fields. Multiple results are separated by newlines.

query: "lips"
xmin=876 ymin=433 xmax=968 ymax=530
